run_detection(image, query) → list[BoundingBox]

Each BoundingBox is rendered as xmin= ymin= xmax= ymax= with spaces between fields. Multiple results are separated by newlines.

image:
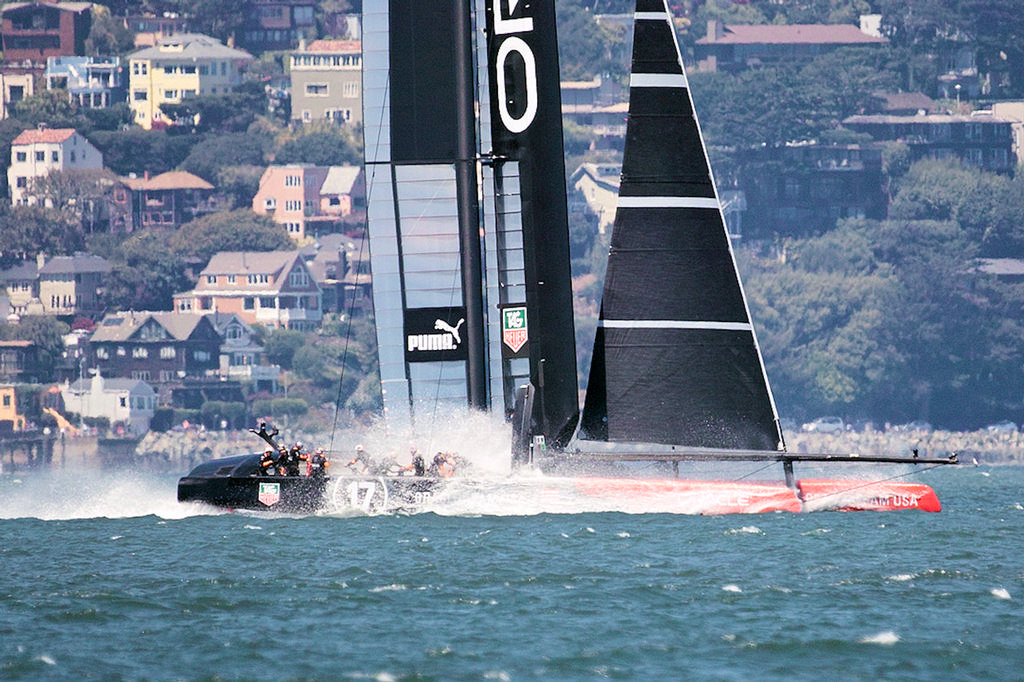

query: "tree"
xmin=89 ymin=128 xmax=199 ymax=176
xmin=274 ymin=124 xmax=361 ymax=165
xmin=29 ymin=169 xmax=116 ymax=232
xmin=0 ymin=316 xmax=70 ymax=381
xmin=0 ymin=204 xmax=84 ymax=265
xmin=178 ymin=132 xmax=271 ymax=182
xmin=171 ymin=210 xmax=294 ymax=265
xmin=160 ymin=86 xmax=268 ymax=134
xmin=216 ymin=164 xmax=266 ymax=209
xmin=263 ymin=328 xmax=305 ymax=370
xmin=85 ymin=4 xmax=135 ymax=56
xmin=103 ymin=230 xmax=192 ymax=311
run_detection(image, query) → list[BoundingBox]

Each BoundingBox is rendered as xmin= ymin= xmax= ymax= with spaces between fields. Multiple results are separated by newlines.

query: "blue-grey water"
xmin=0 ymin=465 xmax=1020 ymax=681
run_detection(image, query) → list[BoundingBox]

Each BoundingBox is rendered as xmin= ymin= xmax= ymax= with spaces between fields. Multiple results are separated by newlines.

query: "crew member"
xmin=347 ymin=444 xmax=371 ymax=474
xmin=287 ymin=442 xmax=307 ymax=476
xmin=406 ymin=447 xmax=425 ymax=476
xmin=309 ymin=447 xmax=329 ymax=478
xmin=258 ymin=447 xmax=276 ymax=476
xmin=277 ymin=446 xmax=290 ymax=476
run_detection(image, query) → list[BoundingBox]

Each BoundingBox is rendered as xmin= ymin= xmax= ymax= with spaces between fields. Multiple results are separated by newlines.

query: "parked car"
xmin=985 ymin=420 xmax=1018 ymax=434
xmin=801 ymin=416 xmax=845 ymax=433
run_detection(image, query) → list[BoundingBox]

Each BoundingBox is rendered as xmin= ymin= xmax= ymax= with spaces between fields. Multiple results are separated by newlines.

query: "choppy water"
xmin=0 ymin=465 xmax=1021 ymax=681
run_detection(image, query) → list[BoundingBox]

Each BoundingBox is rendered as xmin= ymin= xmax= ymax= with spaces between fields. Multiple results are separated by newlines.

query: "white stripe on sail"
xmin=630 ymin=73 xmax=687 ymax=88
xmin=634 ymin=12 xmax=669 ymax=20
xmin=616 ymin=196 xmax=719 ymax=209
xmin=600 ymin=320 xmax=752 ymax=331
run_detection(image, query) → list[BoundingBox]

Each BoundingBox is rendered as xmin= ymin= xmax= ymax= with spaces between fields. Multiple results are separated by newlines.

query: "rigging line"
xmin=329 ymin=67 xmax=392 ymax=453
xmin=732 ymin=461 xmax=777 ymax=481
xmin=801 ymin=464 xmax=949 ymax=505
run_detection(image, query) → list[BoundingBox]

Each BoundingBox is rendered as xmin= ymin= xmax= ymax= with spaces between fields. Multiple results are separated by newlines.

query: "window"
xmin=15 ymin=177 xmax=26 ymax=188
xmin=343 ymin=81 xmax=359 ymax=98
xmin=132 ymin=347 xmax=149 ymax=358
xmin=306 ymin=84 xmax=328 ymax=96
xmin=133 ymin=90 xmax=148 ymax=101
xmin=285 ymin=174 xmax=301 ymax=186
xmin=285 ymin=200 xmax=302 ymax=211
xmin=205 ymin=275 xmax=216 ymax=284
xmin=260 ymin=296 xmax=276 ymax=309
xmin=160 ymin=346 xmax=176 ymax=359
xmin=163 ymin=89 xmax=179 ymax=99
xmin=96 ymin=347 xmax=109 ymax=359
xmin=2 ymin=395 xmax=9 ymax=407
xmin=120 ymin=397 xmax=127 ymax=407
xmin=289 ymin=269 xmax=309 ymax=286
xmin=264 ymin=197 xmax=277 ymax=209
xmin=194 ymin=350 xmax=211 ymax=361
xmin=15 ymin=152 xmax=26 ymax=162
xmin=35 ymin=151 xmax=44 ymax=161
xmin=70 ymin=151 xmax=76 ymax=162
xmin=227 ymin=275 xmax=236 ymax=284
xmin=244 ymin=297 xmax=255 ymax=310
xmin=51 ymin=151 xmax=58 ymax=162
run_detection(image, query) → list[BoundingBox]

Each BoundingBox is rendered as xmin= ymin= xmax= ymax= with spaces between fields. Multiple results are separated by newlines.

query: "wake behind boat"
xmin=178 ymin=0 xmax=956 ymax=516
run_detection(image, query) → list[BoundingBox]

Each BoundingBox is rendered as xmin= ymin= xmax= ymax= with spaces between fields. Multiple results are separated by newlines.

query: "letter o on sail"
xmin=495 ymin=36 xmax=538 ymax=134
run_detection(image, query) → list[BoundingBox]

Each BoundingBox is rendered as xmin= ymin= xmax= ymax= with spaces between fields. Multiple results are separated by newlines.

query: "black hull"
xmin=177 ymin=454 xmax=443 ymax=514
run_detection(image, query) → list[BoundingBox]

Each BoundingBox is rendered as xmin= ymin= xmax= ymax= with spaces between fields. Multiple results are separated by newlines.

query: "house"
xmin=45 ymin=56 xmax=126 ymax=109
xmin=0 ymin=259 xmax=39 ymax=316
xmin=173 ymin=251 xmax=322 ymax=331
xmin=695 ymin=21 xmax=887 ymax=73
xmin=290 ymin=39 xmax=362 ymax=126
xmin=0 ymin=1 xmax=93 ymax=65
xmin=86 ymin=312 xmax=222 ymax=393
xmin=108 ymin=170 xmax=221 ymax=232
xmin=205 ymin=312 xmax=280 ymax=392
xmin=843 ymin=111 xmax=1016 ymax=174
xmin=124 ymin=13 xmax=190 ymax=47
xmin=60 ymin=372 xmax=156 ymax=436
xmin=303 ymin=233 xmax=371 ymax=316
xmin=571 ymin=163 xmax=621 ymax=235
xmin=127 ymin=33 xmax=253 ymax=130
xmin=240 ymin=0 xmax=316 ymax=53
xmin=0 ymin=385 xmax=27 ymax=432
xmin=37 ymin=253 xmax=109 ymax=318
xmin=251 ymin=164 xmax=330 ymax=241
xmin=736 ymin=142 xmax=887 ymax=238
xmin=0 ymin=71 xmax=33 ymax=119
xmin=7 ymin=127 xmax=103 ymax=206
xmin=0 ymin=340 xmax=44 ymax=383
xmin=306 ymin=164 xmax=365 ymax=235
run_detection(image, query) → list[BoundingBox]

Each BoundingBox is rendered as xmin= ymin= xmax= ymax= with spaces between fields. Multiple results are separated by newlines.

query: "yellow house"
xmin=0 ymin=385 xmax=26 ymax=432
xmin=128 ymin=33 xmax=253 ymax=130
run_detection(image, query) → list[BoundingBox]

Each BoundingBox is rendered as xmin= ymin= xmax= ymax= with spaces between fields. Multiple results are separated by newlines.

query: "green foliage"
xmin=103 ymin=230 xmax=192 ymax=311
xmin=89 ymin=128 xmax=199 ymax=177
xmin=216 ymin=165 xmax=266 ymax=209
xmin=178 ymin=132 xmax=270 ymax=182
xmin=555 ymin=0 xmax=628 ymax=81
xmin=263 ymin=328 xmax=306 ymax=370
xmin=86 ymin=5 xmax=135 ymax=56
xmin=0 ymin=316 xmax=70 ymax=381
xmin=171 ymin=209 xmax=293 ymax=264
xmin=160 ymin=87 xmax=268 ymax=134
xmin=0 ymin=204 xmax=84 ymax=265
xmin=252 ymin=398 xmax=308 ymax=418
xmin=274 ymin=124 xmax=361 ymax=165
xmin=199 ymin=401 xmax=248 ymax=429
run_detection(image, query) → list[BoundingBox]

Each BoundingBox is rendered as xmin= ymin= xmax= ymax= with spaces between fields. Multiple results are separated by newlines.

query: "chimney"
xmin=707 ymin=20 xmax=724 ymax=41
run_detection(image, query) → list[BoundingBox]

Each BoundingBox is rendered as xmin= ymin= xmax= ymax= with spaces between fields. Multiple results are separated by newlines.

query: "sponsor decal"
xmin=405 ymin=307 xmax=468 ymax=363
xmin=488 ymin=0 xmax=538 ymax=136
xmin=258 ymin=482 xmax=280 ymax=506
xmin=501 ymin=304 xmax=529 ymax=357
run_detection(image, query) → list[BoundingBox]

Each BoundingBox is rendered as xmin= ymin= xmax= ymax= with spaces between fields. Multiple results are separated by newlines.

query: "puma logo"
xmin=434 ymin=318 xmax=465 ymax=344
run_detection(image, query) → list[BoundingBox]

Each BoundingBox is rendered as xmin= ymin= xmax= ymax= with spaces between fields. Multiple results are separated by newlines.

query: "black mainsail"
xmin=363 ymin=0 xmax=578 ymax=446
xmin=578 ymin=0 xmax=783 ymax=452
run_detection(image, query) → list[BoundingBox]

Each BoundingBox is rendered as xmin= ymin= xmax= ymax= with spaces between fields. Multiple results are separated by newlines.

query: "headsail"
xmin=579 ymin=0 xmax=783 ymax=451
xmin=362 ymin=0 xmax=578 ymax=446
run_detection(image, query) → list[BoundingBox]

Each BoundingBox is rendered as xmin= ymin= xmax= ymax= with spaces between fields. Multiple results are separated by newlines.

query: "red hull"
xmin=797 ymin=479 xmax=941 ymax=512
xmin=571 ymin=477 xmax=942 ymax=514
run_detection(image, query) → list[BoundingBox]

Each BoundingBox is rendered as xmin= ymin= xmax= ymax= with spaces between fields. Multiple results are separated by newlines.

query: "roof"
xmin=129 ymin=33 xmax=252 ymax=62
xmin=320 ymin=166 xmax=361 ymax=196
xmin=38 ymin=254 xmax=110 ymax=276
xmin=202 ymin=251 xmax=301 ymax=277
xmin=300 ymin=40 xmax=361 ymax=53
xmin=979 ymin=258 xmax=1024 ymax=277
xmin=698 ymin=24 xmax=887 ymax=46
xmin=67 ymin=377 xmax=153 ymax=393
xmin=11 ymin=128 xmax=77 ymax=145
xmin=844 ymin=112 xmax=1014 ymax=125
xmin=90 ymin=311 xmax=209 ymax=343
xmin=0 ymin=260 xmax=37 ymax=282
xmin=1 ymin=2 xmax=93 ymax=14
xmin=120 ymin=170 xmax=213 ymax=191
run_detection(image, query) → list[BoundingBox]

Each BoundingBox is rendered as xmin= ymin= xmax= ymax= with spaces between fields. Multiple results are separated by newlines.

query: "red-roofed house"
xmin=695 ymin=21 xmax=887 ymax=72
xmin=108 ymin=170 xmax=224 ymax=232
xmin=173 ymin=251 xmax=322 ymax=331
xmin=7 ymin=127 xmax=102 ymax=205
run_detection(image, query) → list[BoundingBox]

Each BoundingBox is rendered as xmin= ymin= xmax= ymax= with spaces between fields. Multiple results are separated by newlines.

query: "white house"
xmin=61 ymin=372 xmax=157 ymax=436
xmin=7 ymin=127 xmax=103 ymax=206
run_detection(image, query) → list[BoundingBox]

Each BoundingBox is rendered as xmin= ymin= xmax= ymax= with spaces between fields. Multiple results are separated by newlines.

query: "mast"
xmin=454 ymin=0 xmax=487 ymax=408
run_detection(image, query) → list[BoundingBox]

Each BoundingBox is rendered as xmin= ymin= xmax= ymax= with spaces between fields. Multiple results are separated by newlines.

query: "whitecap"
xmin=858 ymin=631 xmax=900 ymax=645
xmin=722 ymin=584 xmax=742 ymax=593
xmin=616 ymin=531 xmax=631 ymax=538
xmin=888 ymin=574 xmax=915 ymax=582
xmin=990 ymin=588 xmax=1011 ymax=600
xmin=109 ymin=535 xmax=122 ymax=541
xmin=484 ymin=672 xmax=511 ymax=681
xmin=370 ymin=584 xmax=407 ymax=593
xmin=728 ymin=525 xmax=762 ymax=535
xmin=36 ymin=655 xmax=56 ymax=666
xmin=243 ymin=525 xmax=262 ymax=530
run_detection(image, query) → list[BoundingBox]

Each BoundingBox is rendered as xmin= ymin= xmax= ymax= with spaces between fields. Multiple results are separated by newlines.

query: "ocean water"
xmin=0 ymin=465 xmax=1021 ymax=681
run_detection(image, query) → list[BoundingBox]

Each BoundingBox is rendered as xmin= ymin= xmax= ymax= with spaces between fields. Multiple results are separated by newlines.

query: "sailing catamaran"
xmin=178 ymin=0 xmax=955 ymax=514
